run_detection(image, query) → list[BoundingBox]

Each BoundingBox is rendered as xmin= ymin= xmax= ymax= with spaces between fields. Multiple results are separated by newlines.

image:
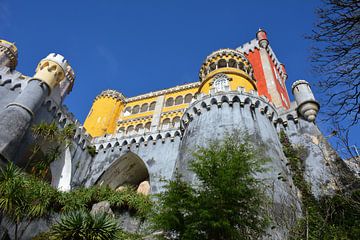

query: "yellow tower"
xmin=84 ymin=90 xmax=126 ymax=137
xmin=0 ymin=39 xmax=18 ymax=70
xmin=198 ymin=49 xmax=256 ymax=94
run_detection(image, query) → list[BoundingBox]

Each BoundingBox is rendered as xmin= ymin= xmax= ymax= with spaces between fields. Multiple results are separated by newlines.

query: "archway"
xmin=96 ymin=152 xmax=150 ymax=191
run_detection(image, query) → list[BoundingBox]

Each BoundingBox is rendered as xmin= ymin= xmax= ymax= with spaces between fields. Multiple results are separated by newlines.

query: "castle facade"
xmin=0 ymin=30 xmax=343 ymax=238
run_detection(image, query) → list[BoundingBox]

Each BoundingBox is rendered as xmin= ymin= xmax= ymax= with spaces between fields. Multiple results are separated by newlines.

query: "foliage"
xmin=0 ymin=163 xmax=152 ymax=239
xmin=280 ymin=130 xmax=360 ymax=239
xmin=151 ymin=135 xmax=269 ymax=240
xmin=86 ymin=145 xmax=97 ymax=157
xmin=50 ymin=210 xmax=120 ymax=240
xmin=29 ymin=122 xmax=76 ymax=179
xmin=308 ymin=0 xmax=360 ymax=128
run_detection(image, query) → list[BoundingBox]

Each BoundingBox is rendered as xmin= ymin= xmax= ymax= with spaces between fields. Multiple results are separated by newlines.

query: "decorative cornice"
xmin=126 ymin=82 xmax=199 ymax=102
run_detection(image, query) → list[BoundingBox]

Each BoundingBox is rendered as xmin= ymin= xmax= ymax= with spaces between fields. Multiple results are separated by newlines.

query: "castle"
xmin=0 ymin=30 xmax=346 ymax=238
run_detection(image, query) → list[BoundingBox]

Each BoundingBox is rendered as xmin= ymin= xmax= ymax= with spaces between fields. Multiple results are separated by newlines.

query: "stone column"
xmin=150 ymin=95 xmax=165 ymax=131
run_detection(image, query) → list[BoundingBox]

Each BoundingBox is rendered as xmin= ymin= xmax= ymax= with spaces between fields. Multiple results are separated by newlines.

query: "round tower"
xmin=291 ymin=80 xmax=320 ymax=122
xmin=0 ymin=39 xmax=18 ymax=70
xmin=83 ymin=90 xmax=126 ymax=137
xmin=198 ymin=49 xmax=256 ymax=95
xmin=0 ymin=53 xmax=72 ymax=163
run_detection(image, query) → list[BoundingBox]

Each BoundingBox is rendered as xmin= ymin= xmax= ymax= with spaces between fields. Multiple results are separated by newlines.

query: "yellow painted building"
xmin=84 ymin=49 xmax=257 ymax=137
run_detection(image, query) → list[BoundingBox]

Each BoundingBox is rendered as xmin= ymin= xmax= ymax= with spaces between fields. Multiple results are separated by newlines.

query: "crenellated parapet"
xmin=42 ymin=99 xmax=92 ymax=150
xmin=181 ymin=91 xmax=278 ymax=131
xmin=0 ymin=40 xmax=18 ymax=70
xmin=94 ymin=89 xmax=126 ymax=102
xmin=93 ymin=129 xmax=182 ymax=151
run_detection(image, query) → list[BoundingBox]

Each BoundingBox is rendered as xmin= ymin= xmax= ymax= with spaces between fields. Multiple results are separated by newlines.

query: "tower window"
xmin=213 ymin=74 xmax=230 ymax=93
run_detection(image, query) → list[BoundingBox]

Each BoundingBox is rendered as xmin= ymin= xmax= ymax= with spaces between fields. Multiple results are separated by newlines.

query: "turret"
xmin=291 ymin=80 xmax=320 ymax=122
xmin=0 ymin=40 xmax=18 ymax=70
xmin=256 ymin=28 xmax=269 ymax=49
xmin=198 ymin=49 xmax=256 ymax=95
xmin=0 ymin=53 xmax=73 ymax=164
xmin=84 ymin=90 xmax=126 ymax=137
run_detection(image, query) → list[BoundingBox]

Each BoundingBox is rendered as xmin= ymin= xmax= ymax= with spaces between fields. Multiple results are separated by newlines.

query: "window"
xmin=149 ymin=101 xmax=156 ymax=111
xmin=213 ymin=76 xmax=230 ymax=93
xmin=132 ymin=105 xmax=140 ymax=114
xmin=165 ymin=98 xmax=174 ymax=107
xmin=175 ymin=96 xmax=183 ymax=105
xmin=184 ymin=94 xmax=192 ymax=103
xmin=218 ymin=59 xmax=227 ymax=68
xmin=140 ymin=103 xmax=148 ymax=113
xmin=124 ymin=107 xmax=131 ymax=116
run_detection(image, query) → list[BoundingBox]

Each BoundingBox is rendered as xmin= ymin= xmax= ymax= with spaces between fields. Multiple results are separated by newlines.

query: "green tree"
xmin=151 ymin=135 xmax=269 ymax=240
xmin=308 ymin=0 xmax=360 ymax=128
xmin=0 ymin=163 xmax=27 ymax=240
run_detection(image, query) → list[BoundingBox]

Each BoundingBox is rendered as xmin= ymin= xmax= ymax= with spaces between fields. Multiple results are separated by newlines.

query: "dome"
xmin=199 ymin=48 xmax=254 ymax=82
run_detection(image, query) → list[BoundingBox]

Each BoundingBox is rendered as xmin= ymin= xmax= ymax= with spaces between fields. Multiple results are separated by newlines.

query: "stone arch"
xmin=126 ymin=125 xmax=134 ymax=134
xmin=135 ymin=123 xmax=143 ymax=133
xmin=144 ymin=122 xmax=151 ymax=132
xmin=221 ymin=96 xmax=230 ymax=104
xmin=232 ymin=96 xmax=240 ymax=103
xmin=161 ymin=118 xmax=171 ymax=130
xmin=96 ymin=152 xmax=150 ymax=190
xmin=210 ymin=98 xmax=218 ymax=105
xmin=172 ymin=116 xmax=181 ymax=127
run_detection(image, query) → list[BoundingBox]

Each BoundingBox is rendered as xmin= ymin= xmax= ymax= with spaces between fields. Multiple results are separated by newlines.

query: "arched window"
xmin=228 ymin=59 xmax=237 ymax=68
xmin=165 ymin=98 xmax=174 ymax=107
xmin=161 ymin=118 xmax=171 ymax=130
xmin=149 ymin=101 xmax=156 ymax=111
xmin=172 ymin=116 xmax=181 ymax=127
xmin=132 ymin=105 xmax=140 ymax=114
xmin=140 ymin=103 xmax=148 ymax=113
xmin=209 ymin=62 xmax=216 ymax=72
xmin=124 ymin=107 xmax=131 ymax=116
xmin=218 ymin=59 xmax=227 ymax=68
xmin=238 ymin=62 xmax=245 ymax=71
xmin=126 ymin=125 xmax=134 ymax=134
xmin=175 ymin=96 xmax=183 ymax=105
xmin=135 ymin=123 xmax=144 ymax=133
xmin=118 ymin=127 xmax=125 ymax=133
xmin=184 ymin=94 xmax=192 ymax=103
xmin=144 ymin=122 xmax=151 ymax=132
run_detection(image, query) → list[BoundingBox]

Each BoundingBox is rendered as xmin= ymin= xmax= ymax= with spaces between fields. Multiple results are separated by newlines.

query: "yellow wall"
xmin=198 ymin=68 xmax=256 ymax=94
xmin=84 ymin=97 xmax=124 ymax=137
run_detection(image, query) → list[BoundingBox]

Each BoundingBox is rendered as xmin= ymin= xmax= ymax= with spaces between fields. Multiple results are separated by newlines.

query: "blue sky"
xmin=1 ymin=0 xmax=359 ymax=152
